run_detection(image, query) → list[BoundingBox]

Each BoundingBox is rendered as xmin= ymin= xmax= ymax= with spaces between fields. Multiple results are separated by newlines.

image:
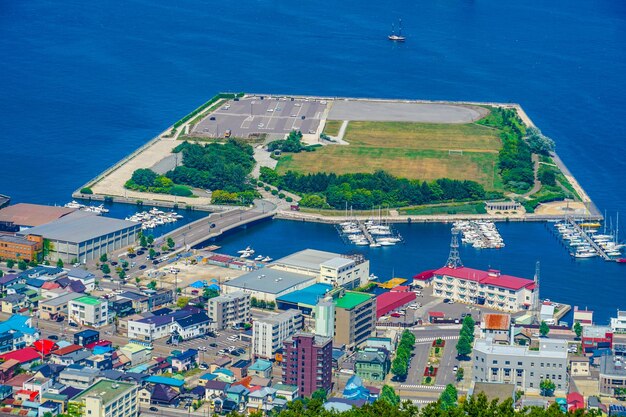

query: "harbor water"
xmin=1 ymin=0 xmax=625 ymax=322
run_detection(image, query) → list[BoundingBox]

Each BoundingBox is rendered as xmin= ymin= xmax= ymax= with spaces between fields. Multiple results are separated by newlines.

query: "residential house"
xmin=85 ymin=354 xmax=113 ymax=370
xmin=354 ymin=348 xmax=390 ymax=382
xmin=480 ymin=314 xmax=511 ymax=340
xmin=171 ymin=349 xmax=198 ymax=372
xmin=248 ymin=359 xmax=273 ymax=379
xmin=0 ymin=359 xmax=20 ymax=383
xmin=570 ymin=356 xmax=590 ymax=377
xmin=109 ymin=298 xmax=134 ymax=318
xmin=150 ymin=383 xmax=180 ymax=407
xmin=0 ymin=274 xmax=22 ymax=294
xmin=230 ymin=359 xmax=251 ymax=380
xmin=49 ymin=344 xmax=84 ymax=365
xmin=213 ymin=368 xmax=235 ymax=383
xmin=120 ymin=343 xmax=151 ymax=367
xmin=1 ymin=294 xmax=29 ymax=314
xmin=144 ymin=376 xmax=185 ymax=392
xmin=171 ymin=312 xmax=210 ymax=340
xmin=273 ymin=383 xmax=299 ymax=402
xmin=74 ymin=329 xmax=99 ymax=346
xmin=66 ymin=268 xmax=96 ymax=291
xmin=247 ymin=387 xmax=287 ymax=414
xmin=39 ymin=292 xmax=83 ymax=320
xmin=204 ymin=380 xmax=230 ymax=399
xmin=58 ymin=365 xmax=101 ymax=389
xmin=567 ymin=392 xmax=585 ymax=412
xmin=225 ymin=385 xmax=249 ymax=411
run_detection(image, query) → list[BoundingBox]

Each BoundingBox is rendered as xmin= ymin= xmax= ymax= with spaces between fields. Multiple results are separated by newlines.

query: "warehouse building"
xmin=0 ymin=203 xmax=76 ymax=232
xmin=17 ymin=214 xmax=140 ymax=263
xmin=221 ymin=268 xmax=317 ymax=302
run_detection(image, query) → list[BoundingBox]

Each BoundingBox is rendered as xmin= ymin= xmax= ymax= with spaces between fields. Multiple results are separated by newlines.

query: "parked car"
xmin=48 ymin=335 xmax=59 ymax=340
xmin=235 ymin=348 xmax=246 ymax=355
xmin=68 ymin=322 xmax=78 ymax=327
xmin=149 ymin=407 xmax=159 ymax=412
xmin=443 ymin=298 xmax=451 ymax=303
xmin=209 ymin=343 xmax=218 ymax=348
xmin=218 ymin=349 xmax=226 ymax=355
xmin=453 ymin=365 xmax=458 ymax=372
xmin=198 ymin=346 xmax=207 ymax=352
xmin=230 ymin=351 xmax=241 ymax=357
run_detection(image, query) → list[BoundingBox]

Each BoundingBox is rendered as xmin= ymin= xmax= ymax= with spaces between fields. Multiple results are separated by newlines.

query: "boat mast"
xmin=398 ymin=19 xmax=403 ymax=37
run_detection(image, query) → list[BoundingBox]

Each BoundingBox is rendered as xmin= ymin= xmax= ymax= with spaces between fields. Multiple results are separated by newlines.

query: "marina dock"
xmin=565 ymin=217 xmax=611 ymax=260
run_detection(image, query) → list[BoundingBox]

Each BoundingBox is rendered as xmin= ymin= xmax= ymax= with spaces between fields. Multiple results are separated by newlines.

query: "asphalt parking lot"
xmin=168 ymin=327 xmax=252 ymax=362
xmin=327 ymin=100 xmax=488 ymax=123
xmin=193 ymin=96 xmax=328 ymax=138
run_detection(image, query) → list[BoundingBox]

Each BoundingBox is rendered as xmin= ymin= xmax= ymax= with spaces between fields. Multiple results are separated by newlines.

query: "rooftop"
xmin=599 ymin=355 xmax=626 ymax=377
xmin=276 ymin=283 xmax=333 ymax=306
xmin=255 ymin=309 xmax=302 ymax=325
xmin=0 ymin=235 xmax=38 ymax=246
xmin=41 ymin=292 xmax=83 ymax=307
xmin=224 ymin=268 xmax=316 ymax=294
xmin=72 ymin=296 xmax=102 ymax=306
xmin=335 ymin=291 xmax=373 ymax=310
xmin=72 ymin=379 xmax=136 ymax=405
xmin=474 ymin=338 xmax=568 ymax=358
xmin=145 ymin=375 xmax=185 ymax=387
xmin=249 ymin=359 xmax=273 ymax=372
xmin=272 ymin=249 xmax=344 ymax=272
xmin=483 ymin=313 xmax=511 ymax=331
xmin=0 ymin=204 xmax=76 ymax=227
xmin=434 ymin=266 xmax=535 ymax=290
xmin=17 ymin=214 xmax=139 ymax=243
xmin=320 ymin=257 xmax=354 ymax=269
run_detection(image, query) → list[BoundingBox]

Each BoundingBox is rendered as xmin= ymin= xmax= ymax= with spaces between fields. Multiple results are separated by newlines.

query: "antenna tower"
xmin=446 ymin=228 xmax=463 ymax=269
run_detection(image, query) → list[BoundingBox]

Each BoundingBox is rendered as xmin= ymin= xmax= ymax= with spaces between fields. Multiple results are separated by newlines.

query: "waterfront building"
xmin=282 ymin=332 xmax=332 ymax=397
xmin=208 ymin=291 xmax=250 ymax=330
xmin=0 ymin=203 xmax=76 ymax=232
xmin=333 ymin=290 xmax=376 ymax=350
xmin=276 ymin=283 xmax=333 ymax=315
xmin=17 ymin=213 xmax=140 ymax=263
xmin=354 ymin=348 xmax=390 ymax=382
xmin=271 ymin=249 xmax=369 ymax=290
xmin=0 ymin=234 xmax=43 ymax=262
xmin=573 ymin=306 xmax=594 ymax=327
xmin=314 ymin=298 xmax=335 ymax=338
xmin=252 ymin=309 xmax=303 ymax=359
xmin=375 ymin=290 xmax=416 ymax=318
xmin=473 ymin=338 xmax=568 ymax=395
xmin=599 ymin=355 xmax=626 ymax=397
xmin=430 ymin=266 xmax=537 ymax=312
xmin=71 ymin=379 xmax=138 ymax=417
xmin=68 ymin=296 xmax=109 ymax=328
xmin=582 ymin=325 xmax=613 ymax=353
xmin=611 ymin=311 xmax=626 ymax=334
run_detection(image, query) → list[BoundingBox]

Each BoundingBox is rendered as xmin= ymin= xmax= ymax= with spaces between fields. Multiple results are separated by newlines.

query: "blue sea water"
xmin=1 ymin=1 xmax=625 ymax=321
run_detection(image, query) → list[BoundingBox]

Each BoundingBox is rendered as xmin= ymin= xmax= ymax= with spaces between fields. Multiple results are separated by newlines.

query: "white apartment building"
xmin=473 ymin=338 xmax=568 ymax=395
xmin=252 ymin=309 xmax=304 ymax=359
xmin=271 ymin=249 xmax=370 ymax=290
xmin=208 ymin=291 xmax=251 ymax=330
xmin=73 ymin=379 xmax=138 ymax=417
xmin=431 ymin=266 xmax=537 ymax=312
xmin=611 ymin=310 xmax=626 ymax=334
xmin=68 ymin=296 xmax=108 ymax=328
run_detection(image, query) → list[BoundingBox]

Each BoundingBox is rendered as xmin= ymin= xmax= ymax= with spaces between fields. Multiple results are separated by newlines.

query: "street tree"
xmin=146 ymin=235 xmax=154 ymax=246
xmin=177 ymin=296 xmax=190 ymax=308
xmin=379 ymin=385 xmax=400 ymax=407
xmin=99 ymin=253 xmax=108 ymax=263
xmin=6 ymin=259 xmax=15 ymax=269
xmin=439 ymin=384 xmax=458 ymax=410
xmin=540 ymin=321 xmax=550 ymax=337
xmin=167 ymin=237 xmax=175 ymax=250
xmin=139 ymin=235 xmax=148 ymax=248
xmin=573 ymin=322 xmax=582 ymax=339
xmin=456 ymin=335 xmax=472 ymax=358
xmin=17 ymin=260 xmax=27 ymax=271
xmin=101 ymin=264 xmax=111 ymax=274
xmin=540 ymin=379 xmax=556 ymax=396
xmin=117 ymin=270 xmax=126 ymax=280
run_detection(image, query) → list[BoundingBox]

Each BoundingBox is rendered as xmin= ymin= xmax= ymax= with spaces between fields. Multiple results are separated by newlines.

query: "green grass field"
xmin=323 ymin=120 xmax=343 ymax=136
xmin=277 ymin=120 xmax=504 ymax=190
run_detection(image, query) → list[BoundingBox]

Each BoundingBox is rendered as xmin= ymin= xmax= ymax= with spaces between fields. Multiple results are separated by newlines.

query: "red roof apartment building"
xmin=425 ymin=266 xmax=537 ymax=312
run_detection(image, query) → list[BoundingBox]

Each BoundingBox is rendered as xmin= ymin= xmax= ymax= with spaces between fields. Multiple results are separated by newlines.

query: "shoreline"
xmin=73 ymin=93 xmax=602 ymax=223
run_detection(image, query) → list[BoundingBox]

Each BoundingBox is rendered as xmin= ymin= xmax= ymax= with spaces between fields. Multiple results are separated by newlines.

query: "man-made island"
xmin=74 ymin=93 xmax=601 ymax=222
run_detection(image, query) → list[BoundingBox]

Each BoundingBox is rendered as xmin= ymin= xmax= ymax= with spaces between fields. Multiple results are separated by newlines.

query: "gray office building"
xmin=473 ymin=338 xmax=568 ymax=395
xmin=207 ymin=291 xmax=251 ymax=330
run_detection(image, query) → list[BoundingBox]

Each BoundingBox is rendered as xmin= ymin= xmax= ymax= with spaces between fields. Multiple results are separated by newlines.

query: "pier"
xmin=566 ymin=217 xmax=611 ymax=261
xmin=357 ymin=220 xmax=376 ymax=245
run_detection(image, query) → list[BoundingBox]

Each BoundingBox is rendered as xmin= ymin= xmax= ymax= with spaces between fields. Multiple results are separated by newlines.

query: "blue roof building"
xmin=145 ymin=376 xmax=185 ymax=389
xmin=276 ymin=283 xmax=333 ymax=314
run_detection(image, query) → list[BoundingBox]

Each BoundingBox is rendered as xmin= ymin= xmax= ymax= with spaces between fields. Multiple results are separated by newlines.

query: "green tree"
xmin=391 ymin=355 xmax=408 ymax=379
xmin=177 ymin=296 xmax=190 ymax=308
xmin=161 ymin=245 xmax=169 ymax=253
xmin=573 ymin=322 xmax=582 ymax=339
xmin=146 ymin=235 xmax=155 ymax=246
xmin=149 ymin=248 xmax=156 ymax=259
xmin=6 ymin=259 xmax=15 ymax=269
xmin=147 ymin=280 xmax=157 ymax=290
xmin=140 ymin=235 xmax=148 ymax=248
xmin=456 ymin=335 xmax=472 ymax=358
xmin=17 ymin=260 xmax=28 ymax=271
xmin=28 ymin=259 xmax=37 ymax=267
xmin=203 ymin=288 xmax=219 ymax=300
xmin=439 ymin=384 xmax=458 ymax=410
xmin=379 ymin=385 xmax=400 ymax=407
xmin=540 ymin=321 xmax=550 ymax=337
xmin=55 ymin=258 xmax=63 ymax=268
xmin=456 ymin=367 xmax=464 ymax=381
xmin=135 ymin=277 xmax=141 ymax=285
xmin=311 ymin=388 xmax=327 ymax=402
xmin=117 ymin=270 xmax=126 ymax=280
xmin=99 ymin=253 xmax=108 ymax=263
xmin=101 ymin=264 xmax=111 ymax=274
xmin=167 ymin=237 xmax=175 ymax=250
xmin=540 ymin=378 xmax=556 ymax=396
xmin=121 ymin=260 xmax=129 ymax=269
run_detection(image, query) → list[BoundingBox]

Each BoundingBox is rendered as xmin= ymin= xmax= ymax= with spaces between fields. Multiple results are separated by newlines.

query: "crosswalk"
xmin=400 ymin=384 xmax=446 ymax=391
xmin=414 ymin=335 xmax=460 ymax=344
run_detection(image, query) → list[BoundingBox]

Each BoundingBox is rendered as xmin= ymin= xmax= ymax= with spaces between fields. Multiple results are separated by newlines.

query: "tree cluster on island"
xmin=261 ymin=168 xmax=496 ymax=210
